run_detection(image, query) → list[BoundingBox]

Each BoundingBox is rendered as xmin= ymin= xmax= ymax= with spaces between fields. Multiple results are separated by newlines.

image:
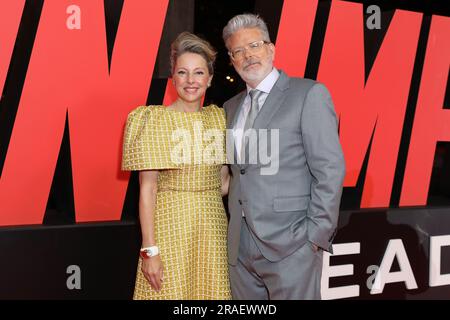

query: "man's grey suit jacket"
xmin=224 ymin=70 xmax=346 ymax=265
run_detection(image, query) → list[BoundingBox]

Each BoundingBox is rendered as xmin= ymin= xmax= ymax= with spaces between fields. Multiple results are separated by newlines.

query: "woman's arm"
xmin=138 ymin=170 xmax=163 ymax=292
xmin=220 ymin=165 xmax=230 ymax=197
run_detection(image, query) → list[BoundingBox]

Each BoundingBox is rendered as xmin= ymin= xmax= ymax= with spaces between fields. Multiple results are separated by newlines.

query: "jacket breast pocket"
xmin=273 ymin=195 xmax=309 ymax=214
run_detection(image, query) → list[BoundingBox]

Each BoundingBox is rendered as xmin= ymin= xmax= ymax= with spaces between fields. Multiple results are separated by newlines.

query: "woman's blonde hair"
xmin=170 ymin=32 xmax=217 ymax=76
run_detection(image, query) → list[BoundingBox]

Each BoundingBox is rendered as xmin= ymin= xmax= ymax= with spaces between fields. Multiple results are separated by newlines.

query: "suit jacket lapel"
xmin=253 ymin=70 xmax=290 ymax=130
xmin=227 ymin=91 xmax=246 ymax=129
xmin=226 ymin=91 xmax=246 ymax=167
xmin=240 ymin=71 xmax=290 ymax=169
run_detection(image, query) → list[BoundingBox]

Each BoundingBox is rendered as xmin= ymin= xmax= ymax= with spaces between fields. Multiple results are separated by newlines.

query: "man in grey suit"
xmin=222 ymin=14 xmax=346 ymax=299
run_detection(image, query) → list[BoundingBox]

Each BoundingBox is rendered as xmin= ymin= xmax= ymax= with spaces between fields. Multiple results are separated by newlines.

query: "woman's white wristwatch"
xmin=140 ymin=246 xmax=159 ymax=259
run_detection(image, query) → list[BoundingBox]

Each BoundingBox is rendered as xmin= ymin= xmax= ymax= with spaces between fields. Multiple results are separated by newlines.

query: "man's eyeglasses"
xmin=228 ymin=40 xmax=270 ymax=61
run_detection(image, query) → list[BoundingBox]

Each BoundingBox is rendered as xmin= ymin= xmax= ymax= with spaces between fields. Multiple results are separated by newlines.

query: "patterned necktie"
xmin=241 ymin=89 xmax=263 ymax=161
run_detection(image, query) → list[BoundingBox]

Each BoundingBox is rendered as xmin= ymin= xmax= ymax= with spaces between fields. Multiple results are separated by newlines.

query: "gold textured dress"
xmin=122 ymin=104 xmax=231 ymax=300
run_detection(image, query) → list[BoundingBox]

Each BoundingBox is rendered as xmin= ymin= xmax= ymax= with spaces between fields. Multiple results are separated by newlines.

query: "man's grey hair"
xmin=223 ymin=14 xmax=271 ymax=49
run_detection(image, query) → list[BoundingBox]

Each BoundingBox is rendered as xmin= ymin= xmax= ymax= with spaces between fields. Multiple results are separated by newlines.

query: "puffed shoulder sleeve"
xmin=121 ymin=106 xmax=179 ymax=171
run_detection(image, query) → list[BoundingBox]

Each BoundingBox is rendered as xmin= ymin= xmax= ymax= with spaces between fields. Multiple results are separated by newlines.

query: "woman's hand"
xmin=141 ymin=255 xmax=164 ymax=292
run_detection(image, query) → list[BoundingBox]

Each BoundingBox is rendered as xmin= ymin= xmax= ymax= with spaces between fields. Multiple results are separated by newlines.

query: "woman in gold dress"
xmin=121 ymin=32 xmax=231 ymax=299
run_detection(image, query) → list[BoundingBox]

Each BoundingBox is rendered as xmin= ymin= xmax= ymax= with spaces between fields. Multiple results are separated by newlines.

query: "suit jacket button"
xmin=238 ymin=200 xmax=242 ymax=205
xmin=240 ymin=169 xmax=245 ymax=174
